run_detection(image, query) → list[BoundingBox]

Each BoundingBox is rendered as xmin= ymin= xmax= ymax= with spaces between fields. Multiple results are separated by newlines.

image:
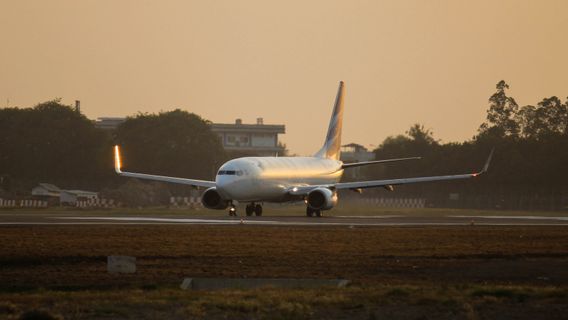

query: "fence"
xmin=170 ymin=196 xmax=202 ymax=208
xmin=0 ymin=198 xmax=48 ymax=208
xmin=340 ymin=189 xmax=568 ymax=211
xmin=76 ymin=198 xmax=116 ymax=208
xmin=342 ymin=197 xmax=426 ymax=208
xmin=430 ymin=194 xmax=568 ymax=211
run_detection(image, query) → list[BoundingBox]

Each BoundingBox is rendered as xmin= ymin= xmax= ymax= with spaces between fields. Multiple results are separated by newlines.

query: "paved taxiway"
xmin=0 ymin=212 xmax=567 ymax=226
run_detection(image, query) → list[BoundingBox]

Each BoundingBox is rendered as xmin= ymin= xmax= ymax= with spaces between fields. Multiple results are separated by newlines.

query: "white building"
xmin=95 ymin=117 xmax=286 ymax=156
xmin=31 ymin=183 xmax=98 ymax=206
xmin=60 ymin=190 xmax=98 ymax=205
xmin=31 ymin=183 xmax=62 ymax=198
xmin=340 ymin=143 xmax=375 ymax=180
xmin=210 ymin=118 xmax=286 ymax=156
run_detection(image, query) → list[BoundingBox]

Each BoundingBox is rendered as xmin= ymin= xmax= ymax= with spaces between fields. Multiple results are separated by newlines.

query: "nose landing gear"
xmin=228 ymin=204 xmax=237 ymax=216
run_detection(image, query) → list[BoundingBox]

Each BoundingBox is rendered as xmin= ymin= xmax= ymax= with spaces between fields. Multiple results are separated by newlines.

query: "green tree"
xmin=0 ymin=100 xmax=111 ymax=191
xmin=370 ymin=124 xmax=439 ymax=182
xmin=115 ymin=109 xmax=226 ymax=180
xmin=517 ymin=96 xmax=568 ymax=139
xmin=479 ymin=80 xmax=520 ymax=138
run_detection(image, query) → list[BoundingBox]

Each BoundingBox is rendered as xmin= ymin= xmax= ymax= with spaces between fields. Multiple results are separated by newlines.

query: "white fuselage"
xmin=215 ymin=157 xmax=344 ymax=202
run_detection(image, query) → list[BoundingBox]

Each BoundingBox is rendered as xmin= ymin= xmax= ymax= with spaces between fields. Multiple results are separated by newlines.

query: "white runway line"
xmin=1 ymin=221 xmax=568 ymax=226
xmin=335 ymin=215 xmax=402 ymax=218
xmin=54 ymin=216 xmax=263 ymax=224
xmin=41 ymin=216 xmax=568 ymax=227
xmin=449 ymin=215 xmax=568 ymax=221
xmin=1 ymin=215 xmax=567 ymax=226
xmin=52 ymin=216 xmax=374 ymax=226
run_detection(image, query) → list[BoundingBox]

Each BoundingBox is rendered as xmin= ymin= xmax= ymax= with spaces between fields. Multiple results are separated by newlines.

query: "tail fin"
xmin=315 ymin=81 xmax=345 ymax=160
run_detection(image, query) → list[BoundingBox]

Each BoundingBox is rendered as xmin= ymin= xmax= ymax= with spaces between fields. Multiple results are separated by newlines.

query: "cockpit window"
xmin=217 ymin=170 xmax=243 ymax=176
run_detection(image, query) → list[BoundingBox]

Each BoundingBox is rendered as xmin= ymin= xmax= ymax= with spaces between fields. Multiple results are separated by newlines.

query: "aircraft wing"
xmin=289 ymin=149 xmax=494 ymax=196
xmin=341 ymin=156 xmax=421 ymax=169
xmin=113 ymin=146 xmax=216 ymax=188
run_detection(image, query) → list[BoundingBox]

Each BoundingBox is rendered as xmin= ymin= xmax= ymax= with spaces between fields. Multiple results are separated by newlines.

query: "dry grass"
xmin=1 ymin=285 xmax=566 ymax=319
xmin=1 ymin=224 xmax=567 ymax=319
xmin=1 ymin=225 xmax=567 ymax=290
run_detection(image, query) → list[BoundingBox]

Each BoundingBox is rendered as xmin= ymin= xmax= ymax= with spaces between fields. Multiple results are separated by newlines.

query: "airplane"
xmin=114 ymin=81 xmax=493 ymax=217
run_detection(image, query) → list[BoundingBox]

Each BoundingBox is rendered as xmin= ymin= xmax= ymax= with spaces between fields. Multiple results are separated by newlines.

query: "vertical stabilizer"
xmin=315 ymin=81 xmax=345 ymax=160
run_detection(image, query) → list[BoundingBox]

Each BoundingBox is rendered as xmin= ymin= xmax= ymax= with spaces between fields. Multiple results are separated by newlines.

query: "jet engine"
xmin=201 ymin=187 xmax=229 ymax=210
xmin=307 ymin=187 xmax=337 ymax=210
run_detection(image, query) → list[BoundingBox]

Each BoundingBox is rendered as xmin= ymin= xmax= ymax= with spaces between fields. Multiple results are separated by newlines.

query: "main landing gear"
xmin=306 ymin=206 xmax=322 ymax=217
xmin=228 ymin=203 xmax=263 ymax=216
xmin=245 ymin=203 xmax=263 ymax=216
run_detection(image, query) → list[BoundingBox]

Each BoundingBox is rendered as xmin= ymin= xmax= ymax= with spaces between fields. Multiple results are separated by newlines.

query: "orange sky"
xmin=1 ymin=0 xmax=567 ymax=155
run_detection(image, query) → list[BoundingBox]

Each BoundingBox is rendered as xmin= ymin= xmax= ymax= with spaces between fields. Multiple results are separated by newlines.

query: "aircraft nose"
xmin=215 ymin=175 xmax=230 ymax=189
xmin=215 ymin=172 xmax=250 ymax=200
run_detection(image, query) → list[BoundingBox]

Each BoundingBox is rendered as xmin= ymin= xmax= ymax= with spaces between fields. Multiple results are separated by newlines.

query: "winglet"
xmin=474 ymin=148 xmax=494 ymax=176
xmin=114 ymin=145 xmax=122 ymax=174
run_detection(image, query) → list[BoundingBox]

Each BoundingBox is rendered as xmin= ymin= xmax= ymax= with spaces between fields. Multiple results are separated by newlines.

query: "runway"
xmin=1 ymin=212 xmax=567 ymax=226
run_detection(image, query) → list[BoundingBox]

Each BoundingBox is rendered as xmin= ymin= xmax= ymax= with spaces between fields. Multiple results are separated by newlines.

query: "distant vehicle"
xmin=114 ymin=82 xmax=493 ymax=217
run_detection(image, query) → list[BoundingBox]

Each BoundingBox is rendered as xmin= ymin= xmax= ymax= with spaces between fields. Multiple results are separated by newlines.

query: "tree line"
xmin=0 ymin=81 xmax=566 ymax=209
xmin=367 ymin=81 xmax=568 ymax=210
xmin=0 ymin=101 xmax=226 ymax=197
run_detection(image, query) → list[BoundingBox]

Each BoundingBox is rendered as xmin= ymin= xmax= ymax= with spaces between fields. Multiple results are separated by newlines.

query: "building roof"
xmin=95 ymin=117 xmax=286 ymax=134
xmin=210 ymin=123 xmax=285 ymax=134
xmin=38 ymin=183 xmax=61 ymax=192
xmin=32 ymin=184 xmax=98 ymax=199
xmin=340 ymin=143 xmax=375 ymax=162
xmin=95 ymin=117 xmax=127 ymax=130
xmin=341 ymin=143 xmax=369 ymax=152
xmin=31 ymin=183 xmax=62 ymax=197
xmin=61 ymin=190 xmax=98 ymax=197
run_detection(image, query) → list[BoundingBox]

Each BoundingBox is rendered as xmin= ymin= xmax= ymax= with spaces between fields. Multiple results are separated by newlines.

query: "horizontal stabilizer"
xmin=341 ymin=157 xmax=421 ymax=169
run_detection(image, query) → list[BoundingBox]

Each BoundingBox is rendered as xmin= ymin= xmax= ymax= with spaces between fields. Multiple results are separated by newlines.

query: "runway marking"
xmin=449 ymin=215 xmax=568 ymax=221
xmin=53 ymin=216 xmax=400 ymax=226
xmin=36 ymin=216 xmax=568 ymax=227
xmin=1 ymin=215 xmax=567 ymax=226
xmin=1 ymin=222 xmax=568 ymax=226
xmin=53 ymin=216 xmax=281 ymax=224
xmin=335 ymin=215 xmax=402 ymax=218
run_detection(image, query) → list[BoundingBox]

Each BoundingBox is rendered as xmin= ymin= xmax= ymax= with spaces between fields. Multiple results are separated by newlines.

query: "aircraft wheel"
xmin=306 ymin=207 xmax=314 ymax=217
xmin=245 ymin=205 xmax=254 ymax=216
xmin=254 ymin=204 xmax=263 ymax=216
xmin=229 ymin=205 xmax=237 ymax=216
xmin=316 ymin=210 xmax=323 ymax=217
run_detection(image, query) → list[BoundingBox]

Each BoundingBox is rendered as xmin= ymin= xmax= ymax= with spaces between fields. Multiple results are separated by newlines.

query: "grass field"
xmin=0 ymin=218 xmax=567 ymax=319
xmin=2 ymin=284 xmax=566 ymax=319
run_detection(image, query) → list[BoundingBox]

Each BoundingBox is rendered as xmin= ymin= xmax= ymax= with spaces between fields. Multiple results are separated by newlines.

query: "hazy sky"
xmin=1 ymin=1 xmax=567 ymax=155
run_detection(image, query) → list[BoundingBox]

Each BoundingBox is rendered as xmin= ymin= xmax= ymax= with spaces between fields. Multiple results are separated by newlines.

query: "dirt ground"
xmin=0 ymin=225 xmax=567 ymax=319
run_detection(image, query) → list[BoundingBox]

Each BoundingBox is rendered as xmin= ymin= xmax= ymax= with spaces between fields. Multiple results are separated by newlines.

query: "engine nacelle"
xmin=307 ymin=187 xmax=337 ymax=210
xmin=201 ymin=187 xmax=229 ymax=210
